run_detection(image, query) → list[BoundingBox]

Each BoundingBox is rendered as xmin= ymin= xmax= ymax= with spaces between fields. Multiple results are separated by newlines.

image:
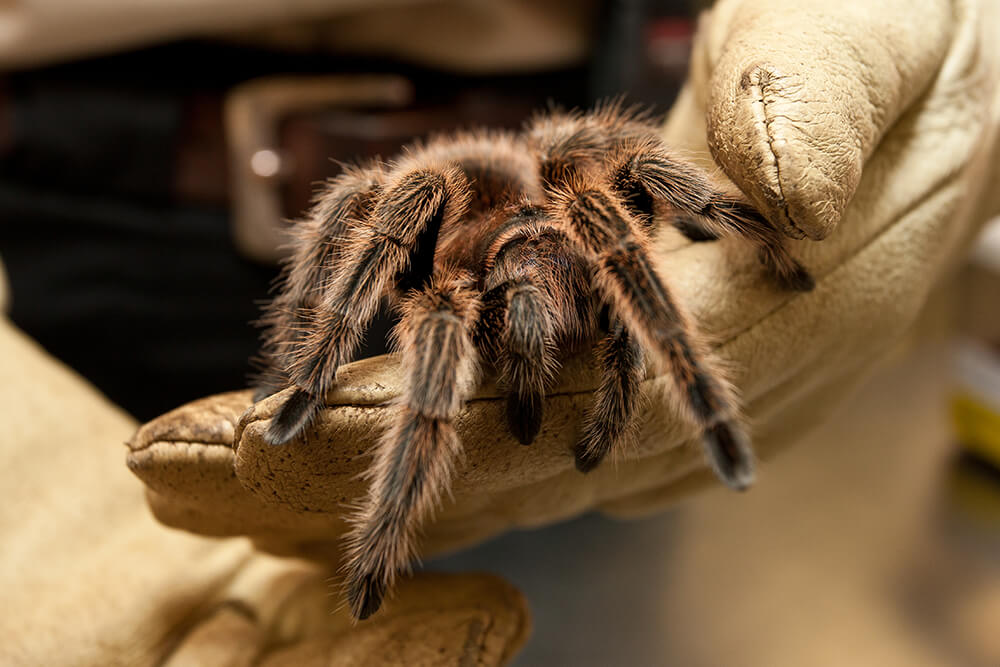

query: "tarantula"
xmin=253 ymin=103 xmax=813 ymax=620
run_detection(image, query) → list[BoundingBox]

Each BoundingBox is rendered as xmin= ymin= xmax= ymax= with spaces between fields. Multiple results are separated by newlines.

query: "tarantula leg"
xmin=670 ymin=214 xmax=721 ymax=242
xmin=499 ymin=278 xmax=556 ymax=445
xmin=608 ymin=139 xmax=814 ymax=292
xmin=254 ymin=163 xmax=386 ymax=396
xmin=481 ymin=207 xmax=585 ymax=445
xmin=713 ymin=199 xmax=815 ymax=292
xmin=344 ymin=268 xmax=480 ymax=620
xmin=266 ymin=166 xmax=472 ymax=445
xmin=575 ymin=321 xmax=644 ymax=473
xmin=548 ymin=182 xmax=754 ymax=489
xmin=489 ymin=243 xmax=558 ymax=444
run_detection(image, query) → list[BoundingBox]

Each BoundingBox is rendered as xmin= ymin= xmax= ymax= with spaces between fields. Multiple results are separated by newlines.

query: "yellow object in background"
xmin=952 ymin=339 xmax=1000 ymax=469
xmin=952 ymin=392 xmax=1000 ymax=468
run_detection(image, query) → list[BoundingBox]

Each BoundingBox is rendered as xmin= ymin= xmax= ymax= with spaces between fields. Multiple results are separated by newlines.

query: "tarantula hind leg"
xmin=344 ymin=268 xmax=481 ymax=620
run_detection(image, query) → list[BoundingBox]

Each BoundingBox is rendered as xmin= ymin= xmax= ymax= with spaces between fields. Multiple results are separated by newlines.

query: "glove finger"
xmin=256 ymin=573 xmax=530 ymax=667
xmin=164 ymin=603 xmax=262 ymax=667
xmin=697 ymin=0 xmax=952 ymax=241
xmin=164 ymin=562 xmax=529 ymax=667
xmin=126 ymin=391 xmax=254 ymax=536
xmin=126 ymin=390 xmax=347 ymax=559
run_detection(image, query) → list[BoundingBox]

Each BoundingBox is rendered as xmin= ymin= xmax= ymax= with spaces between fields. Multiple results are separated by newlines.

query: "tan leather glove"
xmin=129 ymin=0 xmax=1000 ymax=590
xmin=0 ymin=294 xmax=528 ymax=665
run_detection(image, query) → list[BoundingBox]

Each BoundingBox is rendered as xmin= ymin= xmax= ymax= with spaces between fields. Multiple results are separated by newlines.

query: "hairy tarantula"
xmin=253 ymin=103 xmax=813 ymax=620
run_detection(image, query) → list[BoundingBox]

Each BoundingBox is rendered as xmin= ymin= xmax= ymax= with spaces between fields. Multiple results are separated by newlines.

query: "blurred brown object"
xmin=0 ymin=0 xmax=598 ymax=73
xmin=224 ymin=74 xmax=555 ymax=262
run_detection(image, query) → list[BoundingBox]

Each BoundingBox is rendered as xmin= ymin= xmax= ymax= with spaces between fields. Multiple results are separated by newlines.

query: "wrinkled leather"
xmin=703 ymin=0 xmax=953 ymax=240
xmin=0 ymin=315 xmax=530 ymax=664
xmin=131 ymin=0 xmax=1000 ymax=608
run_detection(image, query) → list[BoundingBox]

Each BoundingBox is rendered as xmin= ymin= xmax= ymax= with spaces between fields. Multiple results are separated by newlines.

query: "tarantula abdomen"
xmin=253 ymin=102 xmax=813 ymax=619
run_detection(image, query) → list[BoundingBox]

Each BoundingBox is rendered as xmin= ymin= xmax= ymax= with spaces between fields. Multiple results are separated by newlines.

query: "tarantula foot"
xmin=780 ymin=260 xmax=816 ymax=292
xmin=265 ymin=388 xmax=321 ymax=446
xmin=573 ymin=445 xmax=605 ymax=474
xmin=703 ymin=422 xmax=755 ymax=491
xmin=759 ymin=246 xmax=815 ymax=293
xmin=672 ymin=215 xmax=720 ymax=242
xmin=573 ymin=418 xmax=617 ymax=472
xmin=507 ymin=393 xmax=543 ymax=445
xmin=348 ymin=571 xmax=387 ymax=621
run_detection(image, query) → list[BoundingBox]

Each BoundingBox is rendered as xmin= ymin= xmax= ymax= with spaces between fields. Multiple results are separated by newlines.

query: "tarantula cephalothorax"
xmin=254 ymin=103 xmax=814 ymax=619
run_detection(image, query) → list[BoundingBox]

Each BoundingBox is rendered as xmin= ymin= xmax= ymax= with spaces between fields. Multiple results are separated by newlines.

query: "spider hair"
xmin=253 ymin=102 xmax=813 ymax=619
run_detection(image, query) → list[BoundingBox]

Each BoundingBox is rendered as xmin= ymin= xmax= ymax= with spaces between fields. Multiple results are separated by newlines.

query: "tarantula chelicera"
xmin=253 ymin=103 xmax=813 ymax=620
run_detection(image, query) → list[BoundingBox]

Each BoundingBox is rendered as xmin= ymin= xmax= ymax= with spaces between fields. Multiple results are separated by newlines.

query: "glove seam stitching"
xmin=462 ymin=612 xmax=495 ymax=666
xmin=753 ymin=70 xmax=809 ymax=240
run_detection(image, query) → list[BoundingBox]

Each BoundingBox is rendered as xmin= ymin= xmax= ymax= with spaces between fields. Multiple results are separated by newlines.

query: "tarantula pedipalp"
xmin=254 ymin=104 xmax=814 ymax=620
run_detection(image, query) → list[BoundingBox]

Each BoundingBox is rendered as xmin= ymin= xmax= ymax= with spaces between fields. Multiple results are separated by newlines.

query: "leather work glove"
xmin=128 ymin=0 xmax=1000 ymax=624
xmin=0 ymin=273 xmax=529 ymax=665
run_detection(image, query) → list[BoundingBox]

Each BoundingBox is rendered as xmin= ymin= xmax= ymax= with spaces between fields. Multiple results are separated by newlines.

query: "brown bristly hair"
xmin=253 ymin=102 xmax=813 ymax=619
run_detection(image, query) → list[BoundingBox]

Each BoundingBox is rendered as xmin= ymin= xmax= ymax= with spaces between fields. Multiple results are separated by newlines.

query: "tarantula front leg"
xmin=574 ymin=318 xmax=645 ymax=472
xmin=497 ymin=275 xmax=556 ymax=444
xmin=255 ymin=163 xmax=385 ymax=399
xmin=548 ymin=179 xmax=754 ymax=489
xmin=266 ymin=166 xmax=472 ymax=444
xmin=344 ymin=267 xmax=481 ymax=620
xmin=481 ymin=206 xmax=594 ymax=445
xmin=481 ymin=219 xmax=559 ymax=444
xmin=669 ymin=214 xmax=722 ymax=243
xmin=608 ymin=139 xmax=814 ymax=292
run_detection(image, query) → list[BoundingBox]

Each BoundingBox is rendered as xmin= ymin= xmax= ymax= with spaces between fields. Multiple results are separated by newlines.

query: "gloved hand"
xmin=129 ymin=0 xmax=1000 ymax=588
xmin=0 ymin=296 xmax=528 ymax=665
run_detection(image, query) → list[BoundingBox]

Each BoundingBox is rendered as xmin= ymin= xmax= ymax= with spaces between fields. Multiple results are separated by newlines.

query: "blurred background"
xmin=2 ymin=0 xmax=1000 ymax=664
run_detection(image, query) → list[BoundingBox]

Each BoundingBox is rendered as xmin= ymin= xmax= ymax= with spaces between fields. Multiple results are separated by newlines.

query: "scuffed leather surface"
xmin=130 ymin=0 xmax=1000 ymax=596
xmin=704 ymin=0 xmax=953 ymax=240
xmin=1 ymin=316 xmax=530 ymax=663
